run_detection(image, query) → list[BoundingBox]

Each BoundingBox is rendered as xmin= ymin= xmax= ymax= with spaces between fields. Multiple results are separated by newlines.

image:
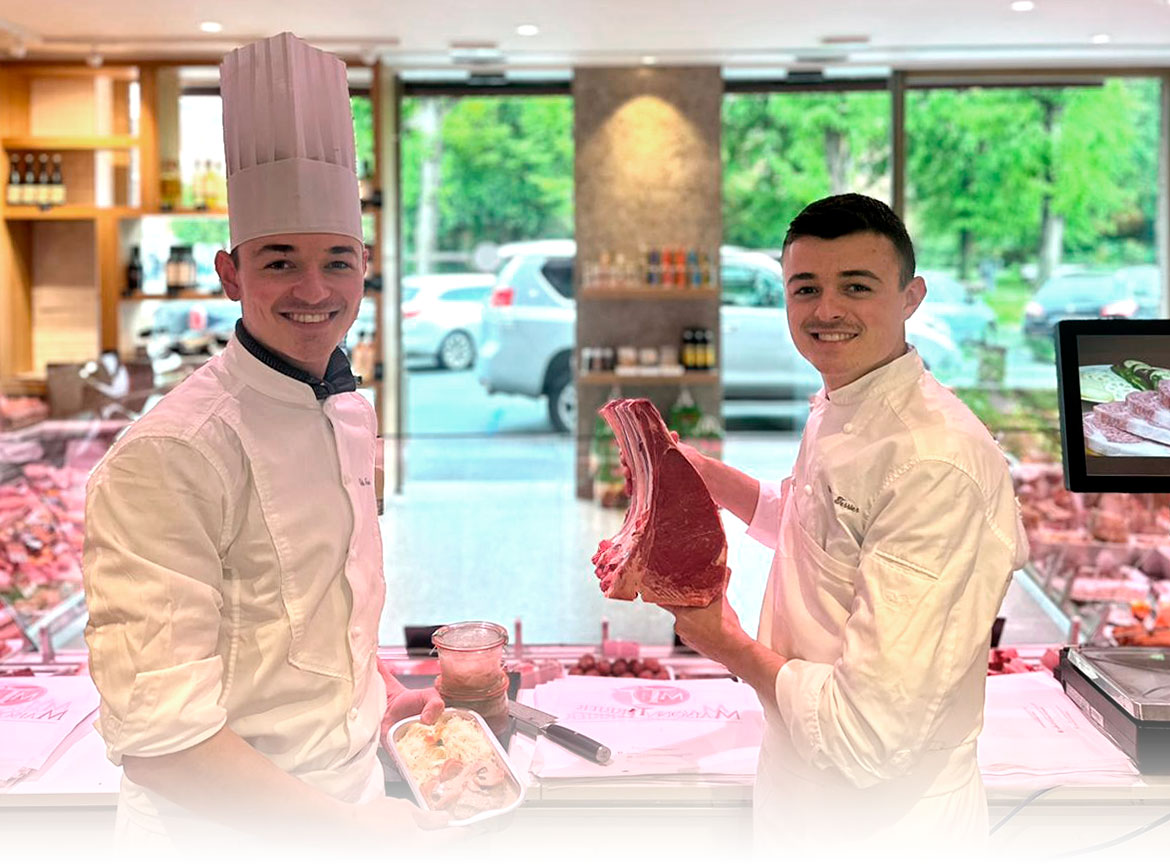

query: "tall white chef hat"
xmin=220 ymin=32 xmax=362 ymax=251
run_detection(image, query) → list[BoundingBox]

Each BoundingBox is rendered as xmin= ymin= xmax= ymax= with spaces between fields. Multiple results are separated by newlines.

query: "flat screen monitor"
xmin=1055 ymin=319 xmax=1170 ymax=492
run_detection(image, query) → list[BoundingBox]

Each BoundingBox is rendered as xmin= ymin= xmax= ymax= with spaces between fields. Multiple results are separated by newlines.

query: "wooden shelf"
xmin=120 ymin=292 xmax=229 ymax=302
xmin=578 ymin=372 xmax=719 ymax=386
xmin=2 ymin=135 xmax=139 ymax=151
xmin=580 ymin=287 xmax=719 ymax=300
xmin=3 ymin=205 xmax=139 ymax=221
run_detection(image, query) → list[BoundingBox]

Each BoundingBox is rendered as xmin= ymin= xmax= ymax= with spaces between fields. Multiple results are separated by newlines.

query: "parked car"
xmin=1111 ymin=265 xmax=1162 ymax=318
xmin=918 ymin=270 xmax=996 ymax=346
xmin=1022 ymin=267 xmax=1160 ymax=338
xmin=402 ymin=273 xmax=495 ymax=369
xmin=477 ymin=241 xmax=960 ymax=433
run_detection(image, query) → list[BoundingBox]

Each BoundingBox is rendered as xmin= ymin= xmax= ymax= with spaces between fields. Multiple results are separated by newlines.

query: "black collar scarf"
xmin=234 ymin=320 xmax=359 ymax=401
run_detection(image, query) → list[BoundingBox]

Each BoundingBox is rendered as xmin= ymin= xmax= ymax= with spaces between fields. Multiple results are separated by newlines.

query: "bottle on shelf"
xmin=165 ymin=246 xmax=197 ymax=295
xmin=6 ymin=153 xmax=20 ymax=207
xmin=21 ymin=154 xmax=36 ymax=206
xmin=192 ymin=159 xmax=208 ymax=210
xmin=160 ymin=159 xmax=182 ymax=210
xmin=667 ymin=387 xmax=702 ymax=440
xmin=49 ymin=154 xmax=65 ymax=206
xmin=124 ymin=246 xmax=143 ymax=296
xmin=704 ymin=329 xmax=716 ymax=370
xmin=35 ymin=153 xmax=51 ymax=207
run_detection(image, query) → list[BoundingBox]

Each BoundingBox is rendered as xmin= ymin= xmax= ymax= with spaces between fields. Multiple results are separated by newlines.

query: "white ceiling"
xmin=2 ymin=0 xmax=1170 ymax=72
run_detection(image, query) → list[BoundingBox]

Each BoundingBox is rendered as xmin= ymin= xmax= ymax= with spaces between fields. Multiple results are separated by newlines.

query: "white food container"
xmin=386 ymin=707 xmax=525 ymax=826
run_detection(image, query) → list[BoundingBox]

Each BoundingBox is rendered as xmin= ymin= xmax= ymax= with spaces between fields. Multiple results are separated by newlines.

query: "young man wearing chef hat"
xmin=83 ymin=33 xmax=448 ymax=850
xmin=665 ymin=194 xmax=1028 ymax=853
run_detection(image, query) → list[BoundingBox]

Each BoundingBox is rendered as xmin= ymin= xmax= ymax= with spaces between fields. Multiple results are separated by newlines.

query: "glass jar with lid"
xmin=165 ymin=246 xmax=197 ymax=295
xmin=431 ymin=621 xmax=510 ymax=739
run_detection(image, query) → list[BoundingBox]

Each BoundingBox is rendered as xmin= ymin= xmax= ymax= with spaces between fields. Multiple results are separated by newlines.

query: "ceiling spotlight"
xmin=1091 ymin=33 xmax=1111 ymax=43
xmin=8 ymin=41 xmax=26 ymax=58
xmin=86 ymin=50 xmax=103 ymax=68
xmin=1010 ymin=1 xmax=1035 ymax=11
xmin=516 ymin=24 xmax=539 ymax=37
xmin=199 ymin=21 xmax=223 ymax=33
xmin=642 ymin=55 xmax=657 ymax=65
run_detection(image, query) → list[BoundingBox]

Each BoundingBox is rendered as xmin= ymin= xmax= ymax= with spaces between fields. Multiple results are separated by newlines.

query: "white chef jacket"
xmin=83 ymin=336 xmax=386 ymax=843
xmin=747 ymin=348 xmax=1028 ymax=852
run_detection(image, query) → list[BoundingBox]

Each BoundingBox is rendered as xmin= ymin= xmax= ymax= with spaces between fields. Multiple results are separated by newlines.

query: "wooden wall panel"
xmin=30 ymin=221 xmax=98 ymax=371
xmin=0 ymin=221 xmax=33 ymax=381
xmin=29 ymin=77 xmax=98 ymax=135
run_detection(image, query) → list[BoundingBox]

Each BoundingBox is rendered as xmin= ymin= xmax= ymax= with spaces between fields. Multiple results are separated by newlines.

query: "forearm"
xmin=709 ymin=633 xmax=787 ymax=713
xmin=691 ymin=453 xmax=760 ymax=525
xmin=122 ymin=726 xmax=354 ymax=837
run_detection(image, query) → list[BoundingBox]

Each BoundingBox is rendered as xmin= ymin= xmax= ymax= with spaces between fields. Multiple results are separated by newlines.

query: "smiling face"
xmin=782 ymin=231 xmax=926 ymax=392
xmin=215 ymin=233 xmax=367 ymax=378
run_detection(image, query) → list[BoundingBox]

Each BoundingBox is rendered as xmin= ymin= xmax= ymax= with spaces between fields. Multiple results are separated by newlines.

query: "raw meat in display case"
xmin=0 ymin=420 xmax=127 ymax=645
xmin=1012 ymin=461 xmax=1170 ymax=646
xmin=592 ymin=399 xmax=729 ymax=606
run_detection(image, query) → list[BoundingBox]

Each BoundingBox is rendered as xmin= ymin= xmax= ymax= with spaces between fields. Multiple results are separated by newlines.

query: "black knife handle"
xmin=544 ymin=723 xmax=612 ymax=764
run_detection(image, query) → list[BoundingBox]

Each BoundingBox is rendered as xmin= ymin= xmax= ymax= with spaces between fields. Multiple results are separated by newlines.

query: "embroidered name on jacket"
xmin=833 ymin=495 xmax=860 ymax=514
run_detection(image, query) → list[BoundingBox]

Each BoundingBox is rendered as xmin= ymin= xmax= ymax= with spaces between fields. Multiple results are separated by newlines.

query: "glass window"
xmin=906 ymin=76 xmax=1163 ymax=455
xmin=540 ymin=258 xmax=575 ymax=299
xmin=721 ymin=265 xmax=757 ymax=306
xmin=723 ymin=90 xmax=892 ymax=250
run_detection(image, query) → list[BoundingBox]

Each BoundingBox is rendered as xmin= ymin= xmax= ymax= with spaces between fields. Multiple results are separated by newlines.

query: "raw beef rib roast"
xmin=591 ymin=399 xmax=729 ymax=606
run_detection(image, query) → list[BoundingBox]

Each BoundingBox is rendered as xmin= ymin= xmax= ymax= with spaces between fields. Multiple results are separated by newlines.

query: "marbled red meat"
xmin=591 ymin=399 xmax=728 ymax=606
xmin=1125 ymin=390 xmax=1170 ymax=427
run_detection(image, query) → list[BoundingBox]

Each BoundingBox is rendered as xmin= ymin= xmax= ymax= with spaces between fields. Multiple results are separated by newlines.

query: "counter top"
xmin=3 ymin=667 xmax=1167 ymax=811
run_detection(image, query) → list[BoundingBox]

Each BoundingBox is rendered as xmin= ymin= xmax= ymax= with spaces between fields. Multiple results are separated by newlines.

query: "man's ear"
xmin=903 ymin=275 xmax=926 ymax=319
xmin=215 ymin=250 xmax=242 ymax=301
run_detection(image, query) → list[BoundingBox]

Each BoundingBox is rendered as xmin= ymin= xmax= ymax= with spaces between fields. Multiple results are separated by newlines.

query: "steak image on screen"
xmin=591 ymin=398 xmax=729 ymax=606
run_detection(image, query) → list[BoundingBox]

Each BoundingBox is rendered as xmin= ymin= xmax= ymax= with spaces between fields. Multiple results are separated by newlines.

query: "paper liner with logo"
xmin=386 ymin=707 xmax=525 ymax=826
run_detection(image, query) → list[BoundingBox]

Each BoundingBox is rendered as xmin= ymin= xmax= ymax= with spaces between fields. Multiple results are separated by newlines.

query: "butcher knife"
xmin=508 ymin=699 xmax=612 ymax=764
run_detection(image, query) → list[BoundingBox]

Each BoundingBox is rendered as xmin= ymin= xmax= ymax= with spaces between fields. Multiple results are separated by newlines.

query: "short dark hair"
xmin=782 ymin=193 xmax=916 ymax=287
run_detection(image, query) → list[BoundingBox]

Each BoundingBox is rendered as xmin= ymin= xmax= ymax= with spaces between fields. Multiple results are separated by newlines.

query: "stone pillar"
xmin=573 ymin=66 xmax=724 ymax=499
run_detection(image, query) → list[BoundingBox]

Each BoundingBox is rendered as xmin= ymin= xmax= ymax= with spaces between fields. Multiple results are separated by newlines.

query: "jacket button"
xmin=843 ymin=423 xmax=854 ymax=434
xmin=803 ymin=484 xmax=813 ymax=495
xmin=349 ymin=707 xmax=359 ymax=721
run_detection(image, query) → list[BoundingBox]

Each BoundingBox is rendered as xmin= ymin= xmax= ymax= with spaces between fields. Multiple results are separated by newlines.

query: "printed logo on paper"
xmin=0 ymin=684 xmax=47 ymax=707
xmin=612 ymin=685 xmax=690 ymax=708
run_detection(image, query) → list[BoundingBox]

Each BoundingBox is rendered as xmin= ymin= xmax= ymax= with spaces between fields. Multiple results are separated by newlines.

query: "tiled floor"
xmin=380 ymin=432 xmax=1067 ymax=648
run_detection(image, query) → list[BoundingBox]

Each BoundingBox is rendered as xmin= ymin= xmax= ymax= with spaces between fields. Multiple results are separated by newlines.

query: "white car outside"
xmin=402 ymin=273 xmax=495 ymax=369
xmin=478 ymin=241 xmax=961 ymax=432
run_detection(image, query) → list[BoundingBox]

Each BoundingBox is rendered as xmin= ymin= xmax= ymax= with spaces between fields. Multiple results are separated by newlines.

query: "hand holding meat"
xmin=663 ymin=594 xmax=751 ymax=668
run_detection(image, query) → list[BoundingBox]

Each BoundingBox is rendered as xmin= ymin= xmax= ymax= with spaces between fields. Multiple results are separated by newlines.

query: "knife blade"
xmin=508 ymin=699 xmax=612 ymax=764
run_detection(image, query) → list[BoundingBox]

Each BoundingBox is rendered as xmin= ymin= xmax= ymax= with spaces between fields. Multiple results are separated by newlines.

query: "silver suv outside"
xmin=477 ymin=240 xmax=959 ymax=433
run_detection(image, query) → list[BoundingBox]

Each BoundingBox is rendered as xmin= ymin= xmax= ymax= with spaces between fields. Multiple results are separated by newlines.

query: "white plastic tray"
xmin=386 ymin=707 xmax=525 ymax=826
